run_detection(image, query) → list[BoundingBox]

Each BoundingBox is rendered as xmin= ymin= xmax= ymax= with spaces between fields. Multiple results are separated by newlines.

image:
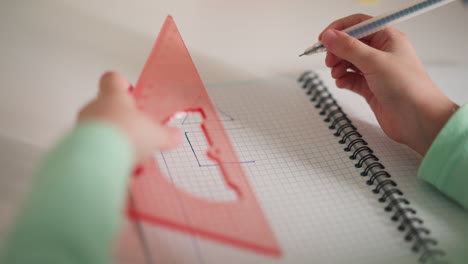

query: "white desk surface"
xmin=1 ymin=0 xmax=468 ymax=255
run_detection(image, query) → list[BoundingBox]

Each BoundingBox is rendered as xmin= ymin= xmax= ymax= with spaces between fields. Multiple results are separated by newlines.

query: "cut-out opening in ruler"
xmin=127 ymin=15 xmax=281 ymax=256
xmin=157 ymin=109 xmax=239 ymax=202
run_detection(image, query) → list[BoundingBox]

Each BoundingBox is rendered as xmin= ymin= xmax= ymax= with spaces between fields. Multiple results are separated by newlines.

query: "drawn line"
xmin=180 ymin=113 xmax=190 ymax=125
xmin=185 ymin=132 xmax=202 ymax=166
xmin=217 ymin=108 xmax=235 ymax=121
xmin=185 ymin=132 xmax=255 ymax=167
xmin=128 ymin=193 xmax=154 ymax=264
xmin=180 ymin=108 xmax=235 ymax=125
xmin=160 ymin=152 xmax=206 ymax=264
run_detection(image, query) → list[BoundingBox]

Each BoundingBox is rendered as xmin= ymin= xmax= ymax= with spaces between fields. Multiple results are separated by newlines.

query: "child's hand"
xmin=319 ymin=14 xmax=459 ymax=155
xmin=78 ymin=72 xmax=182 ymax=161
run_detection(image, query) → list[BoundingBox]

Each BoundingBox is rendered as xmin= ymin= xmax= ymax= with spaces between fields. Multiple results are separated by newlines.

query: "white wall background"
xmin=1 ymin=0 xmax=467 ymax=148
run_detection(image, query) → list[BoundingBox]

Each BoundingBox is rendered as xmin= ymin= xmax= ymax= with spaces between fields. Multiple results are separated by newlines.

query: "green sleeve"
xmin=419 ymin=104 xmax=468 ymax=209
xmin=1 ymin=122 xmax=135 ymax=264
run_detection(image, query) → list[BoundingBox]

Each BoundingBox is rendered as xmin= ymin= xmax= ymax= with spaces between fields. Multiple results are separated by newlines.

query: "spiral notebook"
xmin=115 ymin=69 xmax=468 ymax=264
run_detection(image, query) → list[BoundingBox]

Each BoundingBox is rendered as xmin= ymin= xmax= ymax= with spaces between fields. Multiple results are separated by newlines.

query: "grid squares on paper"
xmin=141 ymin=77 xmax=413 ymax=264
xmin=139 ymin=74 xmax=468 ymax=264
xmin=202 ymin=78 xmax=411 ymax=263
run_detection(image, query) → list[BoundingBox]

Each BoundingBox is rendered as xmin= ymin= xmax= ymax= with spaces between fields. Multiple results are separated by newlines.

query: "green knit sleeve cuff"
xmin=418 ymin=104 xmax=468 ymax=209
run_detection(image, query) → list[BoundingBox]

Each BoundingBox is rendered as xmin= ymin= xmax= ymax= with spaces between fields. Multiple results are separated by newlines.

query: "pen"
xmin=299 ymin=0 xmax=456 ymax=57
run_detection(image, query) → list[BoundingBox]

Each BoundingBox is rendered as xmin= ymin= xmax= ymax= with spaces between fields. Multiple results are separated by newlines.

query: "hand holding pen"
xmin=315 ymin=13 xmax=458 ymax=156
xmin=300 ymin=0 xmax=461 ymax=56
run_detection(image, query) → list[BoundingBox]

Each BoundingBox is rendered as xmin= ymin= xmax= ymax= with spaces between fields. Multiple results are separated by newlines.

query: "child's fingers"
xmin=336 ymin=72 xmax=360 ymax=89
xmin=325 ymin=52 xmax=340 ymax=68
xmin=150 ymin=124 xmax=182 ymax=152
xmin=79 ymin=70 xmax=184 ymax=162
xmin=348 ymin=64 xmax=362 ymax=74
xmin=322 ymin=30 xmax=384 ymax=74
xmin=98 ymin=72 xmax=137 ymax=109
xmin=159 ymin=127 xmax=183 ymax=151
xmin=331 ymin=61 xmax=350 ymax=79
xmin=137 ymin=121 xmax=182 ymax=160
xmin=336 ymin=72 xmax=374 ymax=103
xmin=319 ymin=14 xmax=385 ymax=46
xmin=319 ymin=13 xmax=372 ymax=40
xmin=335 ymin=72 xmax=353 ymax=89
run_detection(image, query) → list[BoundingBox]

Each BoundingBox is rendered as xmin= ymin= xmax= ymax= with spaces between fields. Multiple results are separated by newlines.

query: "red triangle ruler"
xmin=127 ymin=16 xmax=281 ymax=256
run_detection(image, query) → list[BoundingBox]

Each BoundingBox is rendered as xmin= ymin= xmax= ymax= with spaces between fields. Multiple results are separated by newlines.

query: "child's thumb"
xmin=321 ymin=30 xmax=382 ymax=74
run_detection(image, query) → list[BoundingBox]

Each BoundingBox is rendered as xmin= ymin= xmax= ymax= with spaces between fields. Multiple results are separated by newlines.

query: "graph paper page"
xmin=117 ymin=70 xmax=468 ymax=264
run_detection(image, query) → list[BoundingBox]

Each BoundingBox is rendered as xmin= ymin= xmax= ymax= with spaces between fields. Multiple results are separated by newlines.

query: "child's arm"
xmin=319 ymin=14 xmax=467 ymax=208
xmin=1 ymin=72 xmax=181 ymax=263
xmin=1 ymin=122 xmax=134 ymax=264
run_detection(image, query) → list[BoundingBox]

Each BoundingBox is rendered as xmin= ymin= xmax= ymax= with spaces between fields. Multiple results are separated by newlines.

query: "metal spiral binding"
xmin=297 ymin=71 xmax=445 ymax=263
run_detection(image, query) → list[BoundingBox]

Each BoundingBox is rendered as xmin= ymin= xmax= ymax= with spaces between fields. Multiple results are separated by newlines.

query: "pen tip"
xmin=299 ymin=53 xmax=305 ymax=57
